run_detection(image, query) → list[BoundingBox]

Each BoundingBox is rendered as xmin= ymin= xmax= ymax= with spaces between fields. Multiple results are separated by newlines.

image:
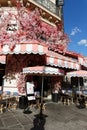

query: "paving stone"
xmin=0 ymin=103 xmax=87 ymax=130
xmin=1 ymin=117 xmax=19 ymax=127
xmin=0 ymin=119 xmax=4 ymax=127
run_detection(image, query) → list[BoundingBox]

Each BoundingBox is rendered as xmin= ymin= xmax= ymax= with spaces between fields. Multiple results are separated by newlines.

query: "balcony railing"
xmin=32 ymin=0 xmax=59 ymax=17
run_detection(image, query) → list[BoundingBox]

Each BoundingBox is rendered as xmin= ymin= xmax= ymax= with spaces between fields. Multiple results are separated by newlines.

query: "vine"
xmin=0 ymin=0 xmax=70 ymax=53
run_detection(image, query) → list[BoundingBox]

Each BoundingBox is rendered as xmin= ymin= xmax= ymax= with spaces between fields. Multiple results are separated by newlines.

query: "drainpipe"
xmin=56 ymin=0 xmax=64 ymax=32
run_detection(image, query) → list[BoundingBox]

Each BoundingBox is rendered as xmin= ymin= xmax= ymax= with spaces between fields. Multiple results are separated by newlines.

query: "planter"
xmin=52 ymin=93 xmax=59 ymax=102
xmin=19 ymin=96 xmax=28 ymax=109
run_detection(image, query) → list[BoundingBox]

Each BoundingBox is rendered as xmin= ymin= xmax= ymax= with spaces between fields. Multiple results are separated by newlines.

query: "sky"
xmin=63 ymin=0 xmax=87 ymax=56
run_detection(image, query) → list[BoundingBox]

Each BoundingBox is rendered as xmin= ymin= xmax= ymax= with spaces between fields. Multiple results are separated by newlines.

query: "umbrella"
xmin=66 ymin=70 xmax=87 ymax=96
xmin=23 ymin=66 xmax=64 ymax=118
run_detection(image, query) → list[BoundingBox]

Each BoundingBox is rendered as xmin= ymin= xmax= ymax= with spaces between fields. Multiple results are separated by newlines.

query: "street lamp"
xmin=56 ymin=0 xmax=64 ymax=6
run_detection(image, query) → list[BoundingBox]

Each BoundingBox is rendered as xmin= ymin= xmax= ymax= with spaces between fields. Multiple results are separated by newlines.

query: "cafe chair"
xmin=7 ymin=99 xmax=18 ymax=111
xmin=0 ymin=104 xmax=6 ymax=113
xmin=8 ymin=92 xmax=19 ymax=110
xmin=85 ymin=100 xmax=87 ymax=108
xmin=0 ymin=94 xmax=2 ymax=101
xmin=0 ymin=104 xmax=4 ymax=113
xmin=11 ymin=102 xmax=18 ymax=110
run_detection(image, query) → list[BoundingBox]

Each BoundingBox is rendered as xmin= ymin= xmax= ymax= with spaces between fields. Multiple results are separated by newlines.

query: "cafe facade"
xmin=0 ymin=0 xmax=84 ymax=99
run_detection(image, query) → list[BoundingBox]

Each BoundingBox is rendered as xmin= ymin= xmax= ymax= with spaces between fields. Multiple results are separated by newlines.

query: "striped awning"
xmin=66 ymin=70 xmax=87 ymax=77
xmin=0 ymin=55 xmax=6 ymax=64
xmin=23 ymin=66 xmax=64 ymax=76
xmin=0 ymin=42 xmax=80 ymax=70
xmin=0 ymin=42 xmax=47 ymax=55
xmin=46 ymin=51 xmax=80 ymax=70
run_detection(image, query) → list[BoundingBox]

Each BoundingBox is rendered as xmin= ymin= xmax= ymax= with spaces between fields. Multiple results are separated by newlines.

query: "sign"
xmin=26 ymin=82 xmax=35 ymax=101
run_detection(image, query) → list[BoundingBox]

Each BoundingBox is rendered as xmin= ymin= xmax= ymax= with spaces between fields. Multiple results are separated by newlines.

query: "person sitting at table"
xmin=53 ymin=81 xmax=61 ymax=93
xmin=52 ymin=81 xmax=61 ymax=102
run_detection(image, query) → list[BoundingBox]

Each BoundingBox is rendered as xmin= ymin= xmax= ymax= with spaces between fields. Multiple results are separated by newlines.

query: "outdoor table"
xmin=35 ymin=96 xmax=41 ymax=109
xmin=61 ymin=90 xmax=73 ymax=105
xmin=0 ymin=99 xmax=6 ymax=105
xmin=34 ymin=91 xmax=41 ymax=108
xmin=75 ymin=90 xmax=82 ymax=100
xmin=1 ymin=96 xmax=17 ymax=111
xmin=81 ymin=91 xmax=87 ymax=108
xmin=75 ymin=90 xmax=87 ymax=108
xmin=0 ymin=99 xmax=7 ymax=113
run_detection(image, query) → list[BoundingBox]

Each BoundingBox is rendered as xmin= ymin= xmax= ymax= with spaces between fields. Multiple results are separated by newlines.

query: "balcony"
xmin=0 ymin=0 xmax=59 ymax=18
xmin=0 ymin=0 xmax=61 ymax=22
xmin=28 ymin=0 xmax=61 ymax=20
xmin=34 ymin=0 xmax=59 ymax=15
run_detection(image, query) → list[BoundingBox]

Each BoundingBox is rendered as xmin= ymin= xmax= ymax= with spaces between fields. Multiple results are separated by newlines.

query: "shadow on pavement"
xmin=30 ymin=116 xmax=46 ymax=130
xmin=30 ymin=112 xmax=48 ymax=130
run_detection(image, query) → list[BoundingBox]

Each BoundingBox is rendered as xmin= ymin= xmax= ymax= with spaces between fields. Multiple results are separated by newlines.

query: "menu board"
xmin=26 ymin=82 xmax=35 ymax=101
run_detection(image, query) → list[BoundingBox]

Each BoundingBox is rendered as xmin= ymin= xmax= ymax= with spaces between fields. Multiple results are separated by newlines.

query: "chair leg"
xmin=12 ymin=103 xmax=18 ymax=110
xmin=8 ymin=102 xmax=12 ymax=110
xmin=85 ymin=101 xmax=87 ymax=108
xmin=63 ymin=98 xmax=66 ymax=105
xmin=0 ymin=104 xmax=4 ymax=113
xmin=67 ymin=99 xmax=70 ymax=106
xmin=71 ymin=97 xmax=74 ymax=104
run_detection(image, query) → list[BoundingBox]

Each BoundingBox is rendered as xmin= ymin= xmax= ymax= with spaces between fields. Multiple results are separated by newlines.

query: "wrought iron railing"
xmin=32 ymin=0 xmax=59 ymax=17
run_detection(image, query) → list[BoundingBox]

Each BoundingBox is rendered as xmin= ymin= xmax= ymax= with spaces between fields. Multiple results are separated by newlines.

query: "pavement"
xmin=0 ymin=101 xmax=87 ymax=130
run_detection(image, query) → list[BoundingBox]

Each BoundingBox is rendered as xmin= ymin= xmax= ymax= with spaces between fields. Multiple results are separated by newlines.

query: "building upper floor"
xmin=0 ymin=0 xmax=64 ymax=25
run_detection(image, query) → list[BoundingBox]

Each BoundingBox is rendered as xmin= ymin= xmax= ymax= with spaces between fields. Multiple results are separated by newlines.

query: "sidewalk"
xmin=0 ymin=102 xmax=87 ymax=130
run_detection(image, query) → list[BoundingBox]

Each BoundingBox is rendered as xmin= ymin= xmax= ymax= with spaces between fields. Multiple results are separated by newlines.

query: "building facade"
xmin=0 ymin=0 xmax=86 ymax=98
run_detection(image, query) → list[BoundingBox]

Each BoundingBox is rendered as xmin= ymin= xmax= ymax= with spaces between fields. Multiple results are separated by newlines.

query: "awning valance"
xmin=46 ymin=51 xmax=80 ymax=70
xmin=0 ymin=42 xmax=80 ymax=70
xmin=23 ymin=66 xmax=64 ymax=76
xmin=66 ymin=70 xmax=87 ymax=77
xmin=0 ymin=42 xmax=47 ymax=55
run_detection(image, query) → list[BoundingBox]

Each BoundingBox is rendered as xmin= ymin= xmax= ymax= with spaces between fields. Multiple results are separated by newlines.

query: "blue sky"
xmin=63 ymin=0 xmax=87 ymax=56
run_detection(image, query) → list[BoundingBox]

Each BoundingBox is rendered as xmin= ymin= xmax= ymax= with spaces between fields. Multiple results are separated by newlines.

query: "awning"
xmin=23 ymin=66 xmax=64 ymax=76
xmin=46 ymin=56 xmax=79 ymax=69
xmin=0 ymin=42 xmax=47 ymax=55
xmin=66 ymin=70 xmax=87 ymax=94
xmin=46 ymin=51 xmax=80 ymax=70
xmin=47 ymin=56 xmax=80 ymax=70
xmin=0 ymin=55 xmax=6 ymax=64
xmin=0 ymin=42 xmax=80 ymax=70
xmin=66 ymin=70 xmax=87 ymax=77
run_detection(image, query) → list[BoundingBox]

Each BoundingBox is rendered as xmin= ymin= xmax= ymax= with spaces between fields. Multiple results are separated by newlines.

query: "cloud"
xmin=78 ymin=39 xmax=87 ymax=46
xmin=70 ymin=27 xmax=81 ymax=36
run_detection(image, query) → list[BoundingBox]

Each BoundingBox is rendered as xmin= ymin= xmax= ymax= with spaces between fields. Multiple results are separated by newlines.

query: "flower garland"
xmin=16 ymin=73 xmax=26 ymax=95
xmin=0 ymin=0 xmax=70 ymax=53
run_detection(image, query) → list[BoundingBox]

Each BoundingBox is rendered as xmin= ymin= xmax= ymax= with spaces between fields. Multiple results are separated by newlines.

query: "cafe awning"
xmin=0 ymin=41 xmax=80 ymax=70
xmin=23 ymin=66 xmax=64 ymax=76
xmin=0 ymin=42 xmax=47 ymax=55
xmin=66 ymin=70 xmax=87 ymax=78
xmin=66 ymin=70 xmax=87 ymax=94
xmin=46 ymin=51 xmax=80 ymax=70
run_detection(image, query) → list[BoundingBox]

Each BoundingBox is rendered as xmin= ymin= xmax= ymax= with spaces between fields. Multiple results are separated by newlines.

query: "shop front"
xmin=0 ymin=47 xmax=80 ymax=98
xmin=23 ymin=66 xmax=64 ymax=103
